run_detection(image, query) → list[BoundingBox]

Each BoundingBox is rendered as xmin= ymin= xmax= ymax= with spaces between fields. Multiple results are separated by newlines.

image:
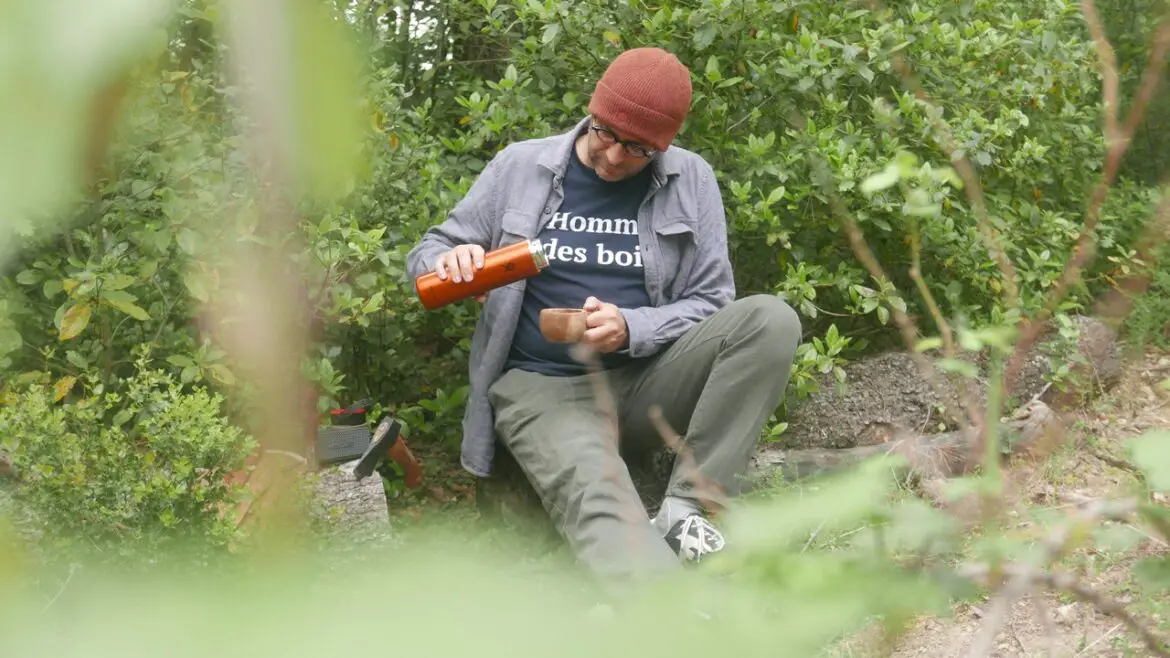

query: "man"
xmin=406 ymin=47 xmax=800 ymax=581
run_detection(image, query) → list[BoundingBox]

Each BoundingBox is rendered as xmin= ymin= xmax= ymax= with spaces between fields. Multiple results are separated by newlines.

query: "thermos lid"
xmin=529 ymin=238 xmax=550 ymax=270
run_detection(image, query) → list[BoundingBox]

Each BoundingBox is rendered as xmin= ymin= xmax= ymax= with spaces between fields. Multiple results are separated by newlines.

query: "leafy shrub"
xmin=0 ymin=354 xmax=256 ymax=564
xmin=0 ymin=0 xmax=1163 ymax=454
xmin=1126 ymin=265 xmax=1170 ymax=353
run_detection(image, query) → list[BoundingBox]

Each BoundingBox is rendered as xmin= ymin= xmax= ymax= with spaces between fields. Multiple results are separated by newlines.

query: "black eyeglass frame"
xmin=588 ymin=122 xmax=658 ymax=159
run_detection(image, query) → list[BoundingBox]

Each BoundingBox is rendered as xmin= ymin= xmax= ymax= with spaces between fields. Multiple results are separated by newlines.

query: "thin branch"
xmin=1046 ymin=570 xmax=1169 ymax=657
xmin=1032 ymin=593 xmax=1058 ymax=658
xmin=647 ymin=405 xmax=727 ymax=514
xmin=909 ymin=221 xmax=955 ymax=359
xmin=1081 ymin=0 xmax=1121 ymax=144
xmin=961 ymin=497 xmax=1146 ymax=657
xmin=39 ymin=563 xmax=77 ymax=615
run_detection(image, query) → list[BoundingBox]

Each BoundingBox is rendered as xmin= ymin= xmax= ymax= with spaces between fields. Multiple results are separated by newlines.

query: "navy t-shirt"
xmin=505 ymin=150 xmax=652 ymax=376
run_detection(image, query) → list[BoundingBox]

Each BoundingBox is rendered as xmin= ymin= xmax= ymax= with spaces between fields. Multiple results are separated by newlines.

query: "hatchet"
xmin=353 ymin=414 xmax=423 ymax=489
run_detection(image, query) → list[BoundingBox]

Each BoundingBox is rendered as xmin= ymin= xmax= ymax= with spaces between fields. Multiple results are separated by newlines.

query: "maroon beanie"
xmin=587 ymin=47 xmax=693 ymax=152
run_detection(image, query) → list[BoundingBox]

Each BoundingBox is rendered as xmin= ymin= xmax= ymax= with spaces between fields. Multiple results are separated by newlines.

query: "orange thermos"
xmin=414 ymin=239 xmax=549 ymax=310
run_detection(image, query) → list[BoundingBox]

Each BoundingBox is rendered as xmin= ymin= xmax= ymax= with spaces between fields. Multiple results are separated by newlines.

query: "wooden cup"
xmin=540 ymin=308 xmax=588 ymax=343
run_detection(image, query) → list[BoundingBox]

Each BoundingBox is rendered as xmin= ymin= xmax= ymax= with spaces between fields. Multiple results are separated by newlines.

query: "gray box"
xmin=316 ymin=424 xmax=372 ymax=466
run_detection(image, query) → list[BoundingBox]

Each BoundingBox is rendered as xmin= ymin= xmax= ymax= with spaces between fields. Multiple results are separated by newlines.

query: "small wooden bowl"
xmin=540 ymin=308 xmax=587 ymax=343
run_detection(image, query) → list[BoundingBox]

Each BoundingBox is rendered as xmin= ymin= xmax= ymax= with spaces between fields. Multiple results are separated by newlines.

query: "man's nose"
xmin=605 ymin=143 xmax=629 ymax=166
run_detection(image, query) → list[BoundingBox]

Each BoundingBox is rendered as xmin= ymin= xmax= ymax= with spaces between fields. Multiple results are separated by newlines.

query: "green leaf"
xmin=66 ymin=350 xmax=89 ymax=369
xmin=181 ymin=366 xmax=199 ymax=383
xmin=59 ymin=303 xmax=92 ymax=341
xmin=860 ymin=165 xmax=900 ymax=194
xmin=167 ymin=355 xmax=196 ymax=368
xmin=208 ymin=364 xmax=236 ymax=386
xmin=363 ymin=291 xmax=385 ymax=314
xmin=42 ymin=279 xmax=63 ymax=299
xmin=15 ymin=270 xmax=40 ymax=285
xmin=541 ymin=23 xmax=560 ymax=44
xmin=103 ymin=297 xmax=150 ymax=321
xmin=936 ymin=358 xmax=979 ymax=379
xmin=139 ymin=259 xmax=159 ymax=280
xmin=103 ymin=273 xmax=135 ymax=291
xmin=0 ymin=327 xmax=21 ymax=356
xmin=702 ymin=54 xmax=720 ymax=76
xmin=0 ymin=0 xmax=174 ymax=267
xmin=857 ymin=65 xmax=874 ymax=83
xmin=101 ymin=289 xmax=136 ymax=304
xmin=1128 ymin=430 xmax=1170 ymax=491
xmin=131 ymin=180 xmax=153 ymax=199
xmin=915 ymin=337 xmax=943 ymax=352
xmin=177 ymin=228 xmax=199 ymax=255
xmin=693 ymin=24 xmax=717 ymax=50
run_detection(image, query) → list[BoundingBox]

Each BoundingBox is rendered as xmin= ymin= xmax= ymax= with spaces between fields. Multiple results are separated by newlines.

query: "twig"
xmin=1046 ymin=571 xmax=1169 ymax=657
xmin=1078 ymin=622 xmax=1125 ymax=656
xmin=39 ymin=563 xmax=77 ymax=615
xmin=571 ymin=343 xmax=661 ymax=556
xmin=961 ymin=562 xmax=1170 ymax=657
xmin=646 ymin=404 xmax=727 ymax=513
xmin=909 ymin=224 xmax=955 ymax=359
xmin=727 ymin=94 xmax=775 ymax=133
xmin=966 ymin=574 xmax=1034 ymax=657
xmin=966 ymin=498 xmax=1138 ymax=656
xmin=801 ymin=520 xmax=826 ymax=553
xmin=1032 ymin=593 xmax=1058 ymax=658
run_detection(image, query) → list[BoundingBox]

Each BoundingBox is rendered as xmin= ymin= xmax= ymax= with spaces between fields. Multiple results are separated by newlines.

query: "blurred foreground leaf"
xmin=0 ymin=0 xmax=175 ymax=267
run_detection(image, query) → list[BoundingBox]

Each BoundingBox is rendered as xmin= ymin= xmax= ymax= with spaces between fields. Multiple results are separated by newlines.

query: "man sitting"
xmin=406 ymin=47 xmax=801 ymax=581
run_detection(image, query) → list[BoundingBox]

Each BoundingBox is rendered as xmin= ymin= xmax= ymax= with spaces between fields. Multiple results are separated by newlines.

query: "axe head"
xmin=354 ymin=415 xmax=401 ymax=481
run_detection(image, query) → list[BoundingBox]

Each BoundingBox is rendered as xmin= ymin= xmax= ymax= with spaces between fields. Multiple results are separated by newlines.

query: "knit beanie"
xmin=587 ymin=47 xmax=693 ymax=152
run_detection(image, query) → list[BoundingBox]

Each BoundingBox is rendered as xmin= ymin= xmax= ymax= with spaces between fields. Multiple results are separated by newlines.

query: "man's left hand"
xmin=582 ymin=296 xmax=628 ymax=353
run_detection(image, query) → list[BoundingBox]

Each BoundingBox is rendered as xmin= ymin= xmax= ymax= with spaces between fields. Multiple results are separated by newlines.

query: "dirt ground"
xmin=885 ymin=349 xmax=1170 ymax=658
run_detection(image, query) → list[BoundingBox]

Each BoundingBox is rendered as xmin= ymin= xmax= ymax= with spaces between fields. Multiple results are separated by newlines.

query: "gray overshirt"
xmin=405 ymin=116 xmax=736 ymax=477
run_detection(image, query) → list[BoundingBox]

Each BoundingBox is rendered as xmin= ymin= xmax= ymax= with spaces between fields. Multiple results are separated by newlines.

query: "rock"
xmin=1034 ymin=315 xmax=1123 ymax=409
xmin=1006 ymin=315 xmax=1122 ymax=409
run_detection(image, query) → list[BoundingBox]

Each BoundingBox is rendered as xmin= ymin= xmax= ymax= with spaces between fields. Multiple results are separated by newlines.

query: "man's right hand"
xmin=433 ymin=244 xmax=485 ymax=283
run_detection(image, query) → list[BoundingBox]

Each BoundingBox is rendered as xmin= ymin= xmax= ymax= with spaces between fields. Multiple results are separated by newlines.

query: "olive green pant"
xmin=487 ymin=295 xmax=801 ymax=580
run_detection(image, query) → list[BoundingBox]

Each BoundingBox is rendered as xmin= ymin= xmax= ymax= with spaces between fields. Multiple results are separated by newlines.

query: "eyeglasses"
xmin=589 ymin=123 xmax=657 ymax=159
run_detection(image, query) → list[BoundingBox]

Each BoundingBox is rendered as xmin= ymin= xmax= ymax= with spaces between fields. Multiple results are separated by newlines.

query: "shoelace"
xmin=676 ymin=515 xmax=724 ymax=560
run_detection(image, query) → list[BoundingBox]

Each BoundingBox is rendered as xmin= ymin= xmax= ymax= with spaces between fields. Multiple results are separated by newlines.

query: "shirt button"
xmin=543 ymin=207 xmax=551 ymax=214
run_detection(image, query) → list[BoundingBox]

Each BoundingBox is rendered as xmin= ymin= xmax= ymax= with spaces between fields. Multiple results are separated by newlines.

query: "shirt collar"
xmin=536 ymin=115 xmax=682 ymax=186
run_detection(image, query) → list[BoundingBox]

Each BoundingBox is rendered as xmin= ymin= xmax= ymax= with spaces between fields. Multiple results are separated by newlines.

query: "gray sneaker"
xmin=663 ymin=514 xmax=725 ymax=563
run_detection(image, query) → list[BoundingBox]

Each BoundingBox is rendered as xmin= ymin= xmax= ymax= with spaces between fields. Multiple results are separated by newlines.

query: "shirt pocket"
xmin=499 ymin=209 xmax=536 ymax=244
xmin=654 ymin=218 xmax=696 ymax=300
xmin=495 ymin=209 xmax=539 ymax=292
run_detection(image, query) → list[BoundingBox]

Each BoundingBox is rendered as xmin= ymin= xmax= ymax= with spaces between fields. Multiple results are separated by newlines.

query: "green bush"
xmin=0 ymin=0 xmax=1164 ymax=454
xmin=0 ymin=354 xmax=256 ymax=564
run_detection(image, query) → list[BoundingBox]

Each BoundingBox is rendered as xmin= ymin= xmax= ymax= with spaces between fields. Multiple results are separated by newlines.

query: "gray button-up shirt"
xmin=406 ymin=116 xmax=736 ymax=477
